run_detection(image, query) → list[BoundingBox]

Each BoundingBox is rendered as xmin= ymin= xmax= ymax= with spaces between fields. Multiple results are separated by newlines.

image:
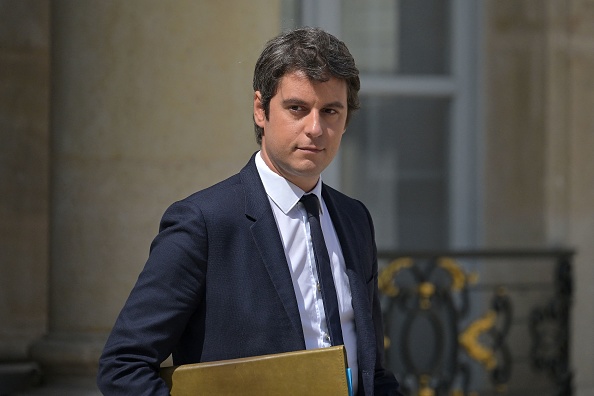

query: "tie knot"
xmin=300 ymin=194 xmax=320 ymax=218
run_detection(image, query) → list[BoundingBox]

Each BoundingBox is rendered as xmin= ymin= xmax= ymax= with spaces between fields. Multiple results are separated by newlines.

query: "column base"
xmin=11 ymin=374 xmax=100 ymax=396
xmin=0 ymin=337 xmax=36 ymax=361
xmin=29 ymin=332 xmax=107 ymax=377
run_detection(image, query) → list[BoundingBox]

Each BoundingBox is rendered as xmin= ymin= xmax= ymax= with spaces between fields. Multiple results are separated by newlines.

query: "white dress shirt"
xmin=255 ymin=152 xmax=358 ymax=393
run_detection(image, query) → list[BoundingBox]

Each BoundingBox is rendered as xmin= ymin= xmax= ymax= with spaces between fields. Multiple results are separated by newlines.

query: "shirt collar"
xmin=255 ymin=151 xmax=323 ymax=215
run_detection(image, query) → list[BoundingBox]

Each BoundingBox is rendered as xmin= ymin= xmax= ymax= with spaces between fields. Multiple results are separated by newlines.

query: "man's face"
xmin=254 ymin=71 xmax=348 ymax=192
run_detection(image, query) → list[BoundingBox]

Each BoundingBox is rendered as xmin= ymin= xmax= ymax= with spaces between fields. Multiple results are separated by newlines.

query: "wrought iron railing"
xmin=377 ymin=249 xmax=573 ymax=396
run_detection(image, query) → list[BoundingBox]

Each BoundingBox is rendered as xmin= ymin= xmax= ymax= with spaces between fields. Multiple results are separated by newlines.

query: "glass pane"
xmin=341 ymin=0 xmax=399 ymax=74
xmin=341 ymin=97 xmax=450 ymax=250
xmin=342 ymin=0 xmax=451 ymax=75
xmin=281 ymin=0 xmax=301 ymax=30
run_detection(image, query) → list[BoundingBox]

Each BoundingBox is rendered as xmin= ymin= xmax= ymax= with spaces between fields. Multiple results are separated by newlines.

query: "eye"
xmin=323 ymin=108 xmax=338 ymax=115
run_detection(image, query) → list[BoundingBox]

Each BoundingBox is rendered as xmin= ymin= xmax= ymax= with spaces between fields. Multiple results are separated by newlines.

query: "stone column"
xmin=0 ymin=0 xmax=50 ymax=362
xmin=483 ymin=1 xmax=549 ymax=247
xmin=565 ymin=1 xmax=594 ymax=394
xmin=31 ymin=0 xmax=279 ymax=381
xmin=485 ymin=1 xmax=594 ymax=394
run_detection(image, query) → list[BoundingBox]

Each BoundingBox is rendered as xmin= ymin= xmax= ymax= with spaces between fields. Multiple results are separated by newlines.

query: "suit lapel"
xmin=240 ymin=156 xmax=305 ymax=345
xmin=238 ymin=157 xmax=377 ymax=392
xmin=323 ymin=186 xmax=377 ymax=394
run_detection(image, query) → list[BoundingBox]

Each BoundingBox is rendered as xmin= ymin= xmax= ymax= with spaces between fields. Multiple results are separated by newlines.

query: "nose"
xmin=305 ymin=111 xmax=323 ymax=137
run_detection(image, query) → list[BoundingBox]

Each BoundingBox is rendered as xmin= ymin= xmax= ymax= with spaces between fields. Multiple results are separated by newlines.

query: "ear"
xmin=253 ymin=91 xmax=266 ymax=128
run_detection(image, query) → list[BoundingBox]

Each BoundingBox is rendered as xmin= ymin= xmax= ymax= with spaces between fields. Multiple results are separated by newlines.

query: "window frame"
xmin=295 ymin=0 xmax=484 ymax=248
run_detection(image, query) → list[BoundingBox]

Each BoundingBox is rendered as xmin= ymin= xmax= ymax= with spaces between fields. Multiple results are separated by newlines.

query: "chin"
xmin=294 ymin=161 xmax=325 ymax=175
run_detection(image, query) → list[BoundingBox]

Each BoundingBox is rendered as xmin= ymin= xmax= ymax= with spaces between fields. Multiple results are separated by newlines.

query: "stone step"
xmin=0 ymin=362 xmax=42 ymax=396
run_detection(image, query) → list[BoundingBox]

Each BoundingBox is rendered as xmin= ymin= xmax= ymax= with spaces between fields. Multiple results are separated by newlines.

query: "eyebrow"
xmin=281 ymin=98 xmax=345 ymax=109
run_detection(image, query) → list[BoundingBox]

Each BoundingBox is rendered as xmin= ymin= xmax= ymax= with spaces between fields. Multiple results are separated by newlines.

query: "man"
xmin=97 ymin=27 xmax=401 ymax=395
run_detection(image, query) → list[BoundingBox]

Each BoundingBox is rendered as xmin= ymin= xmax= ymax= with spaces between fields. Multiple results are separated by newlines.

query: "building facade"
xmin=1 ymin=1 xmax=593 ymax=394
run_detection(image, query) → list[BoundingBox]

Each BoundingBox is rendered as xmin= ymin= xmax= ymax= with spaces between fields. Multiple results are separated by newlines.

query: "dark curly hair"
xmin=252 ymin=27 xmax=360 ymax=145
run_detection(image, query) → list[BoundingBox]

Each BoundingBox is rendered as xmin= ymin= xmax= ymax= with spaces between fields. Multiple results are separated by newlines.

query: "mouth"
xmin=297 ymin=146 xmax=324 ymax=153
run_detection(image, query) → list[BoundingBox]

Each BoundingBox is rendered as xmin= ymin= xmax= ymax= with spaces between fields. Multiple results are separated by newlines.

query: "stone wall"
xmin=1 ymin=1 xmax=279 ymax=392
xmin=0 ymin=0 xmax=50 ymax=361
xmin=484 ymin=1 xmax=594 ymax=394
xmin=566 ymin=1 xmax=594 ymax=394
xmin=30 ymin=0 xmax=278 ymax=379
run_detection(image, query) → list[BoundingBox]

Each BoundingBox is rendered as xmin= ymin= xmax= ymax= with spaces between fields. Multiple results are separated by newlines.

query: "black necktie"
xmin=300 ymin=194 xmax=344 ymax=346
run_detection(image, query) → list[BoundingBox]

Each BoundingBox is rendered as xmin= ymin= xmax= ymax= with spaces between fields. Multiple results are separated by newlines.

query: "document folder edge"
xmin=160 ymin=345 xmax=350 ymax=396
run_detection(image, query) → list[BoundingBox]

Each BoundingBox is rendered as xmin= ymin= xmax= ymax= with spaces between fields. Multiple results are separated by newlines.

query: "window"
xmin=283 ymin=0 xmax=483 ymax=250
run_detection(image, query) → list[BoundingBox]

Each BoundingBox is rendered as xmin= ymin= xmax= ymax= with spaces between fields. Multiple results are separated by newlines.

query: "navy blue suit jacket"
xmin=97 ymin=154 xmax=400 ymax=395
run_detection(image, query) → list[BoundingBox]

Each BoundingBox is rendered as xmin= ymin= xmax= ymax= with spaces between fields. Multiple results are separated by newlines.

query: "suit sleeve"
xmin=97 ymin=200 xmax=208 ymax=395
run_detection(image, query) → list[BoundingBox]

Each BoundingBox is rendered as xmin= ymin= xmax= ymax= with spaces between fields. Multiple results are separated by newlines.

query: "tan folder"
xmin=160 ymin=345 xmax=351 ymax=396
